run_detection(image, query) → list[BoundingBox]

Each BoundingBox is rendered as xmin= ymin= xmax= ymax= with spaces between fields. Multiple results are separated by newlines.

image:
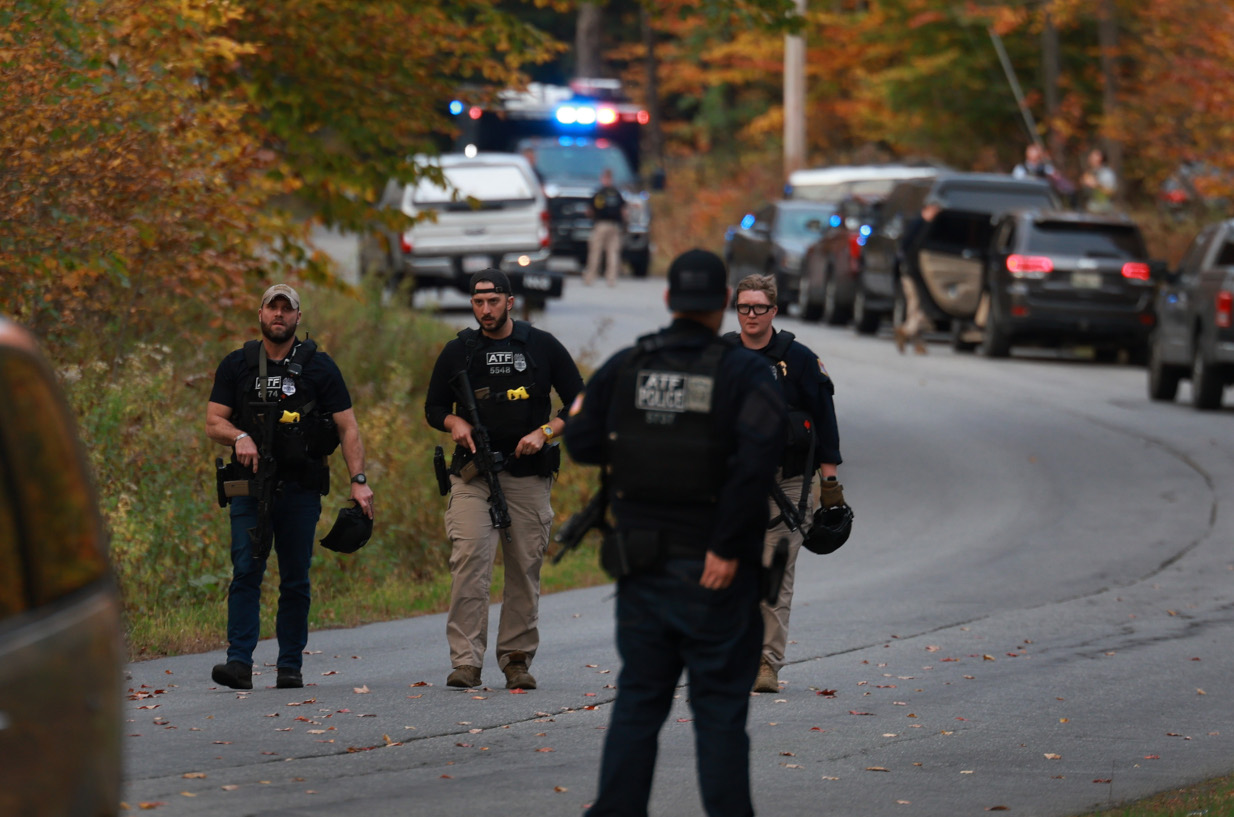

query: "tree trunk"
xmin=640 ymin=5 xmax=665 ymax=184
xmin=576 ymin=3 xmax=604 ymax=78
xmin=1041 ymin=4 xmax=1062 ymax=166
xmin=1097 ymin=0 xmax=1122 ymax=200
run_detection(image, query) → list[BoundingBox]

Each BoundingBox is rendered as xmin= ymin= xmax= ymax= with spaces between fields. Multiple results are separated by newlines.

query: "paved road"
xmin=124 ymin=264 xmax=1234 ymax=816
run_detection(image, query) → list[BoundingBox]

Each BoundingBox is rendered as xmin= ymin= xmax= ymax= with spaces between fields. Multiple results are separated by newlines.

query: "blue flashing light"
xmin=857 ymin=235 xmax=868 ymax=246
xmin=558 ymin=136 xmax=575 ymax=146
xmin=829 ymin=214 xmax=842 ymax=228
xmin=556 ymin=106 xmax=578 ymax=125
xmin=449 ymin=100 xmax=464 ymax=116
xmin=859 ymin=224 xmax=872 ymax=237
xmin=740 ymin=213 xmax=756 ymax=230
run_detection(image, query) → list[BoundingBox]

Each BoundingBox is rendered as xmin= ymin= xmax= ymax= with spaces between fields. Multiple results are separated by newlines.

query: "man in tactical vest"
xmin=582 ymin=168 xmax=627 ymax=287
xmin=728 ymin=274 xmax=845 ymax=694
xmin=205 ymin=284 xmax=375 ymax=691
xmin=424 ymin=270 xmax=583 ymax=690
xmin=563 ymin=250 xmax=785 ymax=817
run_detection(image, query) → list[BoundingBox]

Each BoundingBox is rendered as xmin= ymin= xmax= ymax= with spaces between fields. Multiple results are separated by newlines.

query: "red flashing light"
xmin=1006 ymin=254 xmax=1053 ymax=276
xmin=1121 ymin=262 xmax=1151 ymax=280
xmin=539 ymin=209 xmax=550 ymax=249
xmin=595 ymin=138 xmax=610 ymax=149
xmin=468 ymin=106 xmax=482 ymax=120
xmin=636 ymin=110 xmax=650 ymax=125
xmin=848 ymin=234 xmax=862 ymax=262
xmin=400 ymin=234 xmax=413 ymax=254
xmin=1217 ymin=290 xmax=1233 ymax=329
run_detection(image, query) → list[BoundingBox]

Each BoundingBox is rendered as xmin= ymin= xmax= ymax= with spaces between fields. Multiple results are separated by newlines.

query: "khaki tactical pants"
xmin=445 ymin=473 xmax=553 ymax=671
xmin=900 ymin=277 xmax=935 ymax=339
xmin=584 ymin=220 xmax=623 ymax=285
xmin=761 ymin=472 xmax=813 ymax=670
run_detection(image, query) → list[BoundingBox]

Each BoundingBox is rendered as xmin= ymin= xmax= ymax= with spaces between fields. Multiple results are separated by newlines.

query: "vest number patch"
xmin=636 ymin=370 xmax=713 ymax=414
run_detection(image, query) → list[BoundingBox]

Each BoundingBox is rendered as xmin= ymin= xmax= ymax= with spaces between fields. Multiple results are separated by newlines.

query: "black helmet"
xmin=802 ymin=504 xmax=853 ymax=555
xmin=319 ymin=502 xmax=373 ymax=554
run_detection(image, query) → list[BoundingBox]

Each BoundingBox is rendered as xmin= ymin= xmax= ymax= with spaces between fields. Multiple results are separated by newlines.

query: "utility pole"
xmin=783 ymin=0 xmax=807 ymax=178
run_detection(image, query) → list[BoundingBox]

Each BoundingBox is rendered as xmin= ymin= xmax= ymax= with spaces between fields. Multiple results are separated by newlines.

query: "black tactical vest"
xmin=724 ymin=329 xmax=815 ymax=476
xmin=607 ymin=332 xmax=730 ymax=504
xmin=235 ymin=339 xmax=335 ymax=485
xmin=459 ymin=323 xmax=545 ymax=446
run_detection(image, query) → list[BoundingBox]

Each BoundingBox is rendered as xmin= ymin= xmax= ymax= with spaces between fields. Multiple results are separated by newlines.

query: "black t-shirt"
xmin=591 ymin=185 xmax=625 ymax=223
xmin=209 ymin=340 xmax=352 ymax=418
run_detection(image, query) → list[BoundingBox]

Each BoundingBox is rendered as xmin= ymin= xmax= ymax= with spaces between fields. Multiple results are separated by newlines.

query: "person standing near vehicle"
xmin=205 ymin=284 xmax=375 ymax=691
xmin=583 ymin=168 xmax=626 ymax=287
xmin=726 ymin=274 xmax=844 ymax=694
xmin=563 ymin=249 xmax=785 ymax=817
xmin=424 ymin=270 xmax=583 ymax=690
xmin=1080 ymin=147 xmax=1118 ymax=213
xmin=895 ymin=196 xmax=941 ymax=354
xmin=1012 ymin=143 xmax=1055 ymax=180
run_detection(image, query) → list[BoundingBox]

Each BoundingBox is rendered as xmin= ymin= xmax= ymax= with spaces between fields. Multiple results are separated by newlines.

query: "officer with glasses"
xmin=726 ymin=274 xmax=845 ymax=694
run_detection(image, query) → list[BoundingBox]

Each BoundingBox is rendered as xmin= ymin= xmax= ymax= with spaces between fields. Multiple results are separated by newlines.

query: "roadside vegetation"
xmin=1081 ymin=775 xmax=1234 ymax=817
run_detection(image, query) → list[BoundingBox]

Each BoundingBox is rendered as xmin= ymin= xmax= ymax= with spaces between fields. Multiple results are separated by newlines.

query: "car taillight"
xmin=1007 ymin=254 xmax=1053 ymax=276
xmin=539 ymin=209 xmax=550 ymax=248
xmin=400 ymin=234 xmax=413 ymax=254
xmin=848 ymin=233 xmax=862 ymax=261
xmin=1217 ymin=290 xmax=1233 ymax=329
xmin=1121 ymin=262 xmax=1151 ymax=280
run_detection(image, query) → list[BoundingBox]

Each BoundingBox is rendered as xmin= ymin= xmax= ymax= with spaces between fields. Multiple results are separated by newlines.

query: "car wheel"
xmin=853 ymin=290 xmax=880 ymax=335
xmin=798 ymin=275 xmax=822 ymax=322
xmin=892 ymin=283 xmax=907 ymax=331
xmin=1147 ymin=334 xmax=1182 ymax=401
xmin=822 ymin=272 xmax=847 ymax=326
xmin=980 ymin=299 xmax=1012 ymax=358
xmin=1191 ymin=339 xmax=1224 ymax=410
xmin=951 ymin=321 xmax=978 ymax=353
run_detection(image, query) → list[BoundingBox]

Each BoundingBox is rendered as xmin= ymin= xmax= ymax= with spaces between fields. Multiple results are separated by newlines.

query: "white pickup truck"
xmin=359 ymin=152 xmax=563 ymax=304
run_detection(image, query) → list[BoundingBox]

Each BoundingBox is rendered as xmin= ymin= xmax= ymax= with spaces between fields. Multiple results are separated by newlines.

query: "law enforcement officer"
xmin=205 ymin=284 xmax=375 ymax=690
xmin=563 ymin=249 xmax=785 ymax=817
xmin=424 ymin=270 xmax=583 ymax=690
xmin=727 ymin=274 xmax=844 ymax=693
xmin=895 ymin=196 xmax=941 ymax=354
xmin=583 ymin=168 xmax=626 ymax=287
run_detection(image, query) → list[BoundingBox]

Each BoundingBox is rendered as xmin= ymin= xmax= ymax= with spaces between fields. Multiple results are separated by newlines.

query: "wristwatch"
xmin=234 ymin=432 xmax=250 ymax=445
xmin=350 ymin=473 xmax=367 ymax=485
xmin=540 ymin=424 xmax=555 ymax=439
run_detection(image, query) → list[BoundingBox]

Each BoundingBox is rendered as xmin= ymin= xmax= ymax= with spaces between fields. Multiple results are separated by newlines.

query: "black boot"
xmin=211 ymin=661 xmax=253 ymax=690
xmin=276 ymin=668 xmax=304 ymax=689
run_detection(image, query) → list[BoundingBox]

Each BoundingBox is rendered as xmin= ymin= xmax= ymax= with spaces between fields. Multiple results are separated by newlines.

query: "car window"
xmin=1214 ymin=239 xmax=1234 ymax=267
xmin=0 ymin=347 xmax=108 ymax=610
xmin=523 ymin=145 xmax=635 ymax=185
xmin=776 ymin=207 xmax=834 ymax=239
xmin=1177 ymin=227 xmax=1215 ymax=279
xmin=938 ymin=185 xmax=1056 ymax=214
xmin=411 ymin=165 xmax=535 ymax=205
xmin=1024 ymin=222 xmax=1147 ymax=258
xmin=926 ymin=210 xmax=995 ymax=249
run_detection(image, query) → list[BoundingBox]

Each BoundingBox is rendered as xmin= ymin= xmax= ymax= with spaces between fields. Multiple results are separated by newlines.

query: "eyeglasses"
xmin=735 ymin=303 xmax=774 ymax=316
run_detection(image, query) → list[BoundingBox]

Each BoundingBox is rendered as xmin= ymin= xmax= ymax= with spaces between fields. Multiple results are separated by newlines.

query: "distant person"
xmin=583 ymin=168 xmax=626 ymax=287
xmin=1080 ymin=148 xmax=1118 ymax=213
xmin=895 ymin=197 xmax=941 ymax=354
xmin=205 ymin=284 xmax=375 ymax=691
xmin=1012 ymin=143 xmax=1055 ymax=180
xmin=521 ymin=146 xmax=544 ymax=188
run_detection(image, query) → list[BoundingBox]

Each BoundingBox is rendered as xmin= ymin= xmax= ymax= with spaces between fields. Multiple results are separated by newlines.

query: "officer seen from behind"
xmin=205 ymin=284 xmax=375 ymax=691
xmin=424 ymin=270 xmax=583 ymax=690
xmin=563 ymin=249 xmax=785 ymax=817
xmin=727 ymin=274 xmax=844 ymax=694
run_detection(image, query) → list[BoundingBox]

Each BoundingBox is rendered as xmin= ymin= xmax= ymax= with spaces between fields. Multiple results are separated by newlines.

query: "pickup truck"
xmin=1148 ymin=218 xmax=1234 ymax=409
xmin=358 ymin=152 xmax=564 ymax=305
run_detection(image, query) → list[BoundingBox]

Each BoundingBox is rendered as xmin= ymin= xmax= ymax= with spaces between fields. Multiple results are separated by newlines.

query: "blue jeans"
xmin=226 ymin=482 xmax=321 ymax=670
xmin=590 ymin=559 xmax=763 ymax=817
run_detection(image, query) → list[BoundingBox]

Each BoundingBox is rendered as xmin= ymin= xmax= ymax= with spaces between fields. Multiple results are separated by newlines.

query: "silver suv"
xmin=360 ymin=152 xmax=562 ymax=303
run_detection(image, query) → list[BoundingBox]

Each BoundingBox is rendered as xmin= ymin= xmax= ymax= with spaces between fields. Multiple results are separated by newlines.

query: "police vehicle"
xmin=451 ymin=79 xmax=653 ymax=278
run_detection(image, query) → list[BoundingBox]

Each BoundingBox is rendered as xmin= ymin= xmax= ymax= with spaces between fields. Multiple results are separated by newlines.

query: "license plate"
xmin=522 ymin=273 xmax=552 ymax=291
xmin=462 ymin=255 xmax=491 ymax=273
xmin=1071 ymin=271 xmax=1102 ymax=289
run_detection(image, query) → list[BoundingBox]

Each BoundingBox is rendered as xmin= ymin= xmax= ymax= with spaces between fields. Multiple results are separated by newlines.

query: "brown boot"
xmin=893 ymin=327 xmax=908 ymax=354
xmin=446 ymin=665 xmax=482 ymax=688
xmin=914 ymin=338 xmax=928 ymax=355
xmin=502 ymin=652 xmax=537 ymax=690
xmin=752 ymin=659 xmax=779 ymax=693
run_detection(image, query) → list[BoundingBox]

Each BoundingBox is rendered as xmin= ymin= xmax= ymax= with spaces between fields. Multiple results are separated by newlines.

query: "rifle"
xmin=552 ymin=483 xmax=610 ymax=565
xmin=247 ymin=348 xmax=280 ymax=563
xmin=448 ymin=369 xmax=512 ymax=537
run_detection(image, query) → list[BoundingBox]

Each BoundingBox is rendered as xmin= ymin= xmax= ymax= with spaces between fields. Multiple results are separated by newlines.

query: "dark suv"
xmin=856 ymin=173 xmax=1058 ymax=334
xmin=974 ymin=210 xmax=1163 ymax=359
xmin=1148 ymin=218 xmax=1234 ymax=408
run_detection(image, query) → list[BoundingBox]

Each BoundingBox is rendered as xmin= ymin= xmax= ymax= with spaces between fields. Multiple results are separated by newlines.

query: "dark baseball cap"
xmin=668 ymin=249 xmax=729 ymax=312
xmin=469 ymin=269 xmax=512 ymax=295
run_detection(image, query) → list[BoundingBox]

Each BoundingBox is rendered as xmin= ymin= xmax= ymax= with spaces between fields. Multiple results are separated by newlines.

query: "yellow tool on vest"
xmin=506 ymin=386 xmax=530 ymax=401
xmin=279 ymin=410 xmax=301 ymax=423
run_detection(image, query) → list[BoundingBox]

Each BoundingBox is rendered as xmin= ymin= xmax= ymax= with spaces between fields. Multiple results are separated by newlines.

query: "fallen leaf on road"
xmin=510 ymin=689 xmax=527 ymax=695
xmin=1044 ymin=753 xmax=1061 ymax=760
xmin=1093 ymin=778 xmax=1112 ymax=784
xmin=1145 ymin=755 xmax=1160 ymax=760
xmin=849 ymin=711 xmax=874 ymax=716
xmin=322 ymin=671 xmax=337 ymax=676
xmin=182 ymin=773 xmax=206 ymax=779
xmin=817 ymin=689 xmax=837 ymax=697
xmin=411 ymin=681 xmax=430 ymax=687
xmin=353 ymin=686 xmax=370 ymax=694
xmin=983 ymin=655 xmax=996 ymax=661
xmin=822 ymin=776 xmax=839 ymax=781
xmin=986 ymin=807 xmax=1009 ymax=812
xmin=537 ymin=747 xmax=554 ymax=752
xmin=138 ymin=803 xmax=165 ymax=810
xmin=220 ymin=785 xmax=239 ymax=791
xmin=866 ymin=766 xmax=890 ymax=772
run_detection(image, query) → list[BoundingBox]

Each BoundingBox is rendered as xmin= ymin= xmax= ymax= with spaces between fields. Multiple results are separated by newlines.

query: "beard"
xmin=478 ymin=309 xmax=509 ymax=333
xmin=261 ymin=316 xmax=298 ymax=344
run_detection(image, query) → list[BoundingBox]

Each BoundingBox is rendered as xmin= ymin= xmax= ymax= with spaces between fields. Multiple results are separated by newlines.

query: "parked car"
xmin=0 ymin=318 xmax=123 ymax=816
xmin=785 ymin=162 xmax=942 ymax=203
xmin=358 ymin=152 xmax=562 ymax=304
xmin=724 ymin=200 xmax=835 ymax=309
xmin=1148 ymin=219 xmax=1234 ymax=409
xmin=855 ymin=173 xmax=1058 ymax=335
xmin=798 ymin=194 xmax=882 ymax=324
xmin=971 ymin=210 xmax=1163 ymax=360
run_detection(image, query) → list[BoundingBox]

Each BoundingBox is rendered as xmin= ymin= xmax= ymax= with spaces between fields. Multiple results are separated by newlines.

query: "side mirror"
xmin=1148 ymin=259 xmax=1173 ymax=282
